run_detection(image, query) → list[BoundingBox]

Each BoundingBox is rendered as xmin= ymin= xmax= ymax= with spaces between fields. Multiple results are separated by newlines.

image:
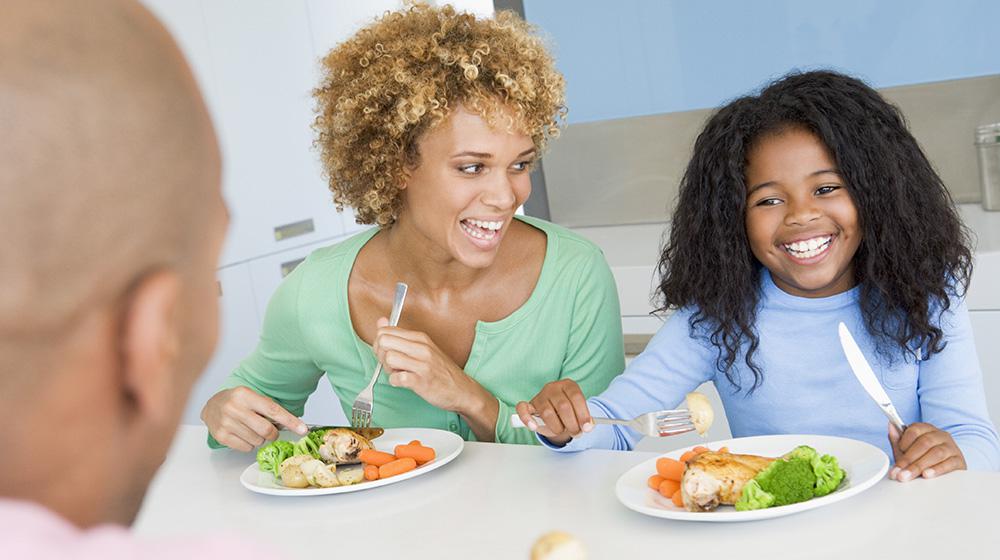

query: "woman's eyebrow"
xmin=450 ymin=148 xmax=536 ymax=159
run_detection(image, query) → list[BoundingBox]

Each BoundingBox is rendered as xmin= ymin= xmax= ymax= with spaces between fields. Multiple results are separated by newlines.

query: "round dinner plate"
xmin=240 ymin=427 xmax=464 ymax=496
xmin=615 ymin=434 xmax=889 ymax=522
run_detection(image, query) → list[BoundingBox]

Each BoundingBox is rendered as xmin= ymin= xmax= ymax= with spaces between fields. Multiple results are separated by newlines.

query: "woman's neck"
xmin=381 ymin=215 xmax=490 ymax=295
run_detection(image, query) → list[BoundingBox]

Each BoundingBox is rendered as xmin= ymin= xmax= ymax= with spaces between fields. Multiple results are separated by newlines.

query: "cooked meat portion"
xmin=681 ymin=451 xmax=775 ymax=512
xmin=317 ymin=428 xmax=375 ymax=464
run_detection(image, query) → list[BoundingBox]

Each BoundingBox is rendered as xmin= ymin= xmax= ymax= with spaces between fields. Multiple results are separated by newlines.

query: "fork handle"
xmin=364 ymin=283 xmax=407 ymax=391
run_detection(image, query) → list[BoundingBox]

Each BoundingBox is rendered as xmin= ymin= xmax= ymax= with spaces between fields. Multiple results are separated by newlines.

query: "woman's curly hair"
xmin=658 ymin=70 xmax=973 ymax=393
xmin=313 ymin=3 xmax=566 ymax=226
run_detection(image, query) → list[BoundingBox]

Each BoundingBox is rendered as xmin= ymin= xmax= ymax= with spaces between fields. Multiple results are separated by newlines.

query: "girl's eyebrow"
xmin=748 ymin=168 xmax=842 ymax=195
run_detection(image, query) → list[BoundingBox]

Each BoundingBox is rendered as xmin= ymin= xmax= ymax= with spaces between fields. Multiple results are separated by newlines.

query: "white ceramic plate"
xmin=240 ymin=427 xmax=464 ymax=496
xmin=616 ymin=434 xmax=889 ymax=522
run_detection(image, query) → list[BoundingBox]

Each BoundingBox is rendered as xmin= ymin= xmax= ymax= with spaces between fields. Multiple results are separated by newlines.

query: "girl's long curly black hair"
xmin=657 ymin=70 xmax=973 ymax=393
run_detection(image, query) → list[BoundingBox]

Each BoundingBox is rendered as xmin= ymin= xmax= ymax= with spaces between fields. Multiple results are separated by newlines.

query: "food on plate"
xmin=681 ymin=451 xmax=775 ymax=511
xmin=256 ymin=430 xmax=437 ymax=489
xmin=684 ymin=392 xmax=714 ymax=436
xmin=734 ymin=446 xmax=846 ymax=511
xmin=378 ymin=457 xmax=417 ymax=478
xmin=650 ymin=444 xmax=846 ymax=512
xmin=394 ymin=443 xmax=436 ymax=465
xmin=530 ymin=531 xmax=587 ymax=560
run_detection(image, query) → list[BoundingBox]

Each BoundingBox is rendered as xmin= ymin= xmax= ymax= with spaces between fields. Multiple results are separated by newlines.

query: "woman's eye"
xmin=511 ymin=160 xmax=533 ymax=172
xmin=816 ymin=185 xmax=840 ymax=195
xmin=458 ymin=163 xmax=484 ymax=175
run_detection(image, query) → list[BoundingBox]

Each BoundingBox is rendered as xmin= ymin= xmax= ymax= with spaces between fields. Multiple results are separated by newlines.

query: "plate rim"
xmin=240 ymin=427 xmax=465 ymax=496
xmin=615 ymin=434 xmax=889 ymax=522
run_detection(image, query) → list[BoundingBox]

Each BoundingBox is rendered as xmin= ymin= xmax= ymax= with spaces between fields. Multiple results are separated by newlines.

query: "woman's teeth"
xmin=783 ymin=235 xmax=832 ymax=259
xmin=460 ymin=219 xmax=502 ymax=240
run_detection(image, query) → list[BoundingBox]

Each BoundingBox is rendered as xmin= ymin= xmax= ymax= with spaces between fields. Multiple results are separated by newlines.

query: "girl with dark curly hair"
xmin=202 ymin=4 xmax=625 ymax=448
xmin=518 ymin=71 xmax=999 ymax=479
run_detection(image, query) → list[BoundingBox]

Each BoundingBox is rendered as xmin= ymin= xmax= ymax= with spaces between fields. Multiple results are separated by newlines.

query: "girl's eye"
xmin=816 ymin=185 xmax=840 ymax=195
xmin=458 ymin=163 xmax=484 ymax=175
xmin=755 ymin=198 xmax=782 ymax=207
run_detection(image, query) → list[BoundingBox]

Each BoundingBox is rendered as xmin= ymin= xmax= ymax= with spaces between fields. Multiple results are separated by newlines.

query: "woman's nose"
xmin=482 ymin=173 xmax=518 ymax=210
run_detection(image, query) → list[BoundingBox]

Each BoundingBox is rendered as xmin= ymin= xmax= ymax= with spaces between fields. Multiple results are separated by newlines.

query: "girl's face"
xmin=398 ymin=104 xmax=535 ymax=269
xmin=744 ymin=127 xmax=861 ymax=298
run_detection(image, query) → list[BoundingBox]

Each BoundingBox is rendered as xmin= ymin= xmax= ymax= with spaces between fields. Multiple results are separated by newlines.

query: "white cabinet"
xmin=183 ymin=263 xmax=261 ymax=424
xmin=970 ymin=310 xmax=1000 ymax=428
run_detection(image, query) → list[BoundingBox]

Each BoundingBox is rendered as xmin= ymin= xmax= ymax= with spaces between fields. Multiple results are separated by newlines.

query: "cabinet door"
xmin=970 ymin=311 xmax=1000 ymax=428
xmin=201 ymin=0 xmax=346 ymax=266
xmin=182 ymin=263 xmax=261 ymax=424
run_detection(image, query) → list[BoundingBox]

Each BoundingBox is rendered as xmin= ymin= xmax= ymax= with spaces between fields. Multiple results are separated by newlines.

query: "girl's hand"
xmin=372 ymin=318 xmax=481 ymax=414
xmin=514 ymin=379 xmax=593 ymax=446
xmin=888 ymin=422 xmax=966 ymax=482
xmin=201 ymin=386 xmax=307 ymax=452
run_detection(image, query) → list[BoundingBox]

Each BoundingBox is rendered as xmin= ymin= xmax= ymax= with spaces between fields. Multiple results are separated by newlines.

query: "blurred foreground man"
xmin=0 ymin=1 xmax=268 ymax=556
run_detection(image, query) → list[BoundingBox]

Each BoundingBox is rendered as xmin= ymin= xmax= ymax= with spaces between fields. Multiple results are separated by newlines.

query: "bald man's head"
xmin=0 ymin=0 xmax=220 ymax=338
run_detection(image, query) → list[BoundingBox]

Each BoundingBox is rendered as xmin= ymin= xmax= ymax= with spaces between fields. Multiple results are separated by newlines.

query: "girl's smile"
xmin=744 ymin=127 xmax=862 ymax=298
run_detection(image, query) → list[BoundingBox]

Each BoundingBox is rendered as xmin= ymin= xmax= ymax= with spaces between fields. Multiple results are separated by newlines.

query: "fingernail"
xmin=889 ymin=467 xmax=900 ymax=479
xmin=527 ymin=421 xmax=538 ymax=431
xmin=582 ymin=422 xmax=594 ymax=432
xmin=297 ymin=424 xmax=308 ymax=435
xmin=923 ymin=468 xmax=936 ymax=479
xmin=899 ymin=470 xmax=913 ymax=482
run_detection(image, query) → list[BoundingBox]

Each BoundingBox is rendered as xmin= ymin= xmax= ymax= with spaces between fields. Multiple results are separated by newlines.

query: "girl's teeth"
xmin=784 ymin=236 xmax=832 ymax=259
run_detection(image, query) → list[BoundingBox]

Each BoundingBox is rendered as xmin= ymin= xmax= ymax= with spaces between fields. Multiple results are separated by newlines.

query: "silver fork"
xmin=510 ymin=409 xmax=695 ymax=437
xmin=351 ymin=282 xmax=408 ymax=428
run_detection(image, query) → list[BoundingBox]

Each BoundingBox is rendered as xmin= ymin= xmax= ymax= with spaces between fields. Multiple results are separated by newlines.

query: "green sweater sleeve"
xmin=208 ymin=262 xmax=324 ymax=448
xmin=493 ymin=247 xmax=625 ymax=444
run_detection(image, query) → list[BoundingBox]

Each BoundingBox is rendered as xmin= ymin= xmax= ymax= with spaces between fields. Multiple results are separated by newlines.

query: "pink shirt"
xmin=0 ymin=498 xmax=274 ymax=559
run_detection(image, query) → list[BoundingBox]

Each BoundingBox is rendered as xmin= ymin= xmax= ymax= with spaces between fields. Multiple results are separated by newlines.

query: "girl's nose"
xmin=784 ymin=198 xmax=822 ymax=226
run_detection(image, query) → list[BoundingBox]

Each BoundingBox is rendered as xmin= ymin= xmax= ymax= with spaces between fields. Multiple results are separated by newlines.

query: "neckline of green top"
xmin=341 ymin=214 xmax=559 ymax=343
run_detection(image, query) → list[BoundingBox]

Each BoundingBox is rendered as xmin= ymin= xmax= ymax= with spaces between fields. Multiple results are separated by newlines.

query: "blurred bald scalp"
xmin=0 ymin=0 xmax=219 ymax=344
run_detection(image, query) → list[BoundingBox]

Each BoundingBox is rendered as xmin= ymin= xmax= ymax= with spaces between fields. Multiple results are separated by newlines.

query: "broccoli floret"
xmin=292 ymin=435 xmax=320 ymax=459
xmin=306 ymin=428 xmax=330 ymax=448
xmin=735 ymin=479 xmax=775 ymax=511
xmin=812 ymin=454 xmax=846 ymax=497
xmin=783 ymin=445 xmax=818 ymax=463
xmin=754 ymin=458 xmax=816 ymax=507
xmin=256 ymin=440 xmax=295 ymax=477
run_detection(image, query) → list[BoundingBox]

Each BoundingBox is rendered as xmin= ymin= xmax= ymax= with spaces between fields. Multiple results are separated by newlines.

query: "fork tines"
xmin=655 ymin=411 xmax=695 ymax=437
xmin=351 ymin=407 xmax=371 ymax=429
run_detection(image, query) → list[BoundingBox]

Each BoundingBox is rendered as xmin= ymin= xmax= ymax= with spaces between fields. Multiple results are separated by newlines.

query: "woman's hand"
xmin=888 ymin=422 xmax=966 ymax=482
xmin=201 ymin=386 xmax=307 ymax=452
xmin=514 ymin=379 xmax=593 ymax=446
xmin=373 ymin=317 xmax=488 ymax=418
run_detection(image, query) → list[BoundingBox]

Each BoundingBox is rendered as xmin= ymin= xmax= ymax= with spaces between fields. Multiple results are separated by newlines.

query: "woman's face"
xmin=744 ymin=127 xmax=862 ymax=298
xmin=398 ymin=104 xmax=535 ymax=269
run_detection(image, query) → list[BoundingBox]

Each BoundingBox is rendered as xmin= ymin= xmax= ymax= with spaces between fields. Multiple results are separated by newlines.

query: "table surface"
xmin=135 ymin=426 xmax=1000 ymax=558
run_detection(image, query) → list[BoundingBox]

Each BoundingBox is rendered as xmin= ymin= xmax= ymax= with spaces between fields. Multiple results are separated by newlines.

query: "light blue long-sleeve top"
xmin=550 ymin=270 xmax=1000 ymax=471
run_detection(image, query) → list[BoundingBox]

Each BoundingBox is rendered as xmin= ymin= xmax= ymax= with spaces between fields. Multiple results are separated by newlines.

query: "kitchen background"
xmin=142 ymin=0 xmax=1000 ymax=449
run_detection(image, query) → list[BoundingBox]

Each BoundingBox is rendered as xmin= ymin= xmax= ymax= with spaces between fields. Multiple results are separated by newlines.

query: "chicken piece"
xmin=318 ymin=428 xmax=375 ymax=464
xmin=681 ymin=451 xmax=775 ymax=512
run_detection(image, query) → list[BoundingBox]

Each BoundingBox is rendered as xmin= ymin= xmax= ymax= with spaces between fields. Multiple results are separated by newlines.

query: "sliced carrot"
xmin=679 ymin=450 xmax=698 ymax=463
xmin=363 ymin=464 xmax=380 ymax=481
xmin=394 ymin=443 xmax=436 ymax=465
xmin=647 ymin=474 xmax=665 ymax=490
xmin=359 ymin=449 xmax=397 ymax=467
xmin=717 ymin=446 xmax=729 ymax=454
xmin=656 ymin=457 xmax=685 ymax=481
xmin=658 ymin=479 xmax=681 ymax=499
xmin=378 ymin=457 xmax=417 ymax=478
xmin=671 ymin=489 xmax=684 ymax=507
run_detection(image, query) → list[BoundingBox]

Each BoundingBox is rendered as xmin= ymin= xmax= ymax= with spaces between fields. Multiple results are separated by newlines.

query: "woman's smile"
xmin=458 ymin=216 xmax=506 ymax=249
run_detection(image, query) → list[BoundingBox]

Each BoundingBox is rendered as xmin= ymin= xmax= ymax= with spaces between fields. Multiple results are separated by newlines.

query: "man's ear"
xmin=120 ymin=270 xmax=181 ymax=424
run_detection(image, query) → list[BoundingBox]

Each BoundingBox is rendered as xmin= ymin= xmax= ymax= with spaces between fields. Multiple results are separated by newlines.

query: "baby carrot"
xmin=378 ymin=457 xmax=417 ymax=479
xmin=717 ymin=446 xmax=729 ymax=454
xmin=679 ymin=450 xmax=698 ymax=463
xmin=658 ymin=479 xmax=681 ymax=499
xmin=691 ymin=446 xmax=709 ymax=454
xmin=364 ymin=464 xmax=380 ymax=481
xmin=409 ymin=440 xmax=422 ymax=446
xmin=656 ymin=457 xmax=685 ymax=482
xmin=671 ymin=489 xmax=684 ymax=507
xmin=395 ymin=443 xmax=436 ymax=465
xmin=359 ymin=449 xmax=397 ymax=467
xmin=647 ymin=474 xmax=665 ymax=490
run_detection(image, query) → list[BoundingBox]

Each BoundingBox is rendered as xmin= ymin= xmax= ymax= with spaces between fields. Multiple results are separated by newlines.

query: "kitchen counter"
xmin=136 ymin=425 xmax=999 ymax=558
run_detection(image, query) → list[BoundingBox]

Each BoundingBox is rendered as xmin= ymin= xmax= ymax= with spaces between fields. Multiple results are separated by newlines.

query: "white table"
xmin=136 ymin=426 xmax=999 ymax=558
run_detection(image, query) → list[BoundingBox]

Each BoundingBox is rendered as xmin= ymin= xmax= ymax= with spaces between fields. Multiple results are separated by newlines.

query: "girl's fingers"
xmin=895 ymin=442 xmax=954 ymax=482
xmin=515 ymin=401 xmax=540 ymax=432
xmin=920 ymin=455 xmax=966 ymax=479
xmin=553 ymin=395 xmax=582 ymax=436
xmin=538 ymin=401 xmax=567 ymax=435
xmin=562 ymin=383 xmax=593 ymax=433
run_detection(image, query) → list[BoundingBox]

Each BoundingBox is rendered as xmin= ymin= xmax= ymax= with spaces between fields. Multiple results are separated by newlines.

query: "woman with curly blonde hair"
xmin=202 ymin=3 xmax=625 ymax=447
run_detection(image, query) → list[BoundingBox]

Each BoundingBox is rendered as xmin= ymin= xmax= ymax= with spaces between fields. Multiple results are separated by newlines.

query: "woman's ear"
xmin=119 ymin=270 xmax=181 ymax=425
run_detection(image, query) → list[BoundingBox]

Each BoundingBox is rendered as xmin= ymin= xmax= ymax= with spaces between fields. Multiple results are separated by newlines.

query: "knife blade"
xmin=838 ymin=322 xmax=907 ymax=433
